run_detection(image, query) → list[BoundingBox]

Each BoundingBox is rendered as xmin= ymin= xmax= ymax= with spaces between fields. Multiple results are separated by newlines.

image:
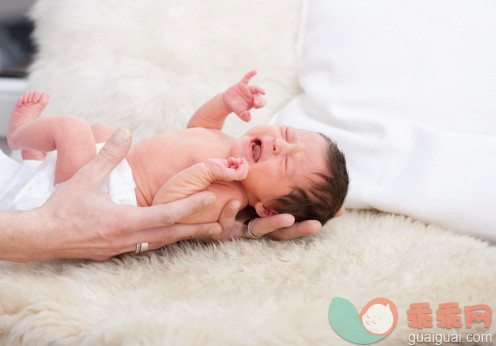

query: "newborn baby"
xmin=6 ymin=72 xmax=349 ymax=238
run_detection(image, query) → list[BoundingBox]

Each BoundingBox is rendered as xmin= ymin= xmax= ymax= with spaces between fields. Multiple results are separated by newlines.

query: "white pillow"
xmin=277 ymin=0 xmax=496 ymax=241
xmin=299 ymin=0 xmax=496 ymax=135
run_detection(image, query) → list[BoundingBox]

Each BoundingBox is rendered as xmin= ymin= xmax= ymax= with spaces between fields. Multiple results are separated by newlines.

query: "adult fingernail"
xmin=310 ymin=220 xmax=322 ymax=233
xmin=112 ymin=128 xmax=131 ymax=144
xmin=204 ymin=195 xmax=216 ymax=207
xmin=209 ymin=225 xmax=221 ymax=235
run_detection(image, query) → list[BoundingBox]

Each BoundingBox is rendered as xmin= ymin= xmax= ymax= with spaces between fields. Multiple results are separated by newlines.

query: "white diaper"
xmin=0 ymin=143 xmax=137 ymax=210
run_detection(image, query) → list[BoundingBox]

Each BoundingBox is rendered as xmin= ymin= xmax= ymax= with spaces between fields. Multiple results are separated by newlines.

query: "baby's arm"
xmin=186 ymin=94 xmax=230 ymax=130
xmin=187 ymin=71 xmax=266 ymax=130
xmin=152 ymin=158 xmax=248 ymax=223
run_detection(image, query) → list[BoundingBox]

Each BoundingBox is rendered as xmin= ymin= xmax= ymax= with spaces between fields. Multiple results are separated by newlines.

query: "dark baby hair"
xmin=271 ymin=133 xmax=349 ymax=224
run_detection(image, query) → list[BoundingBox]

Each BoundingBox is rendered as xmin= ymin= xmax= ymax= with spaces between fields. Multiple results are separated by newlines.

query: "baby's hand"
xmin=205 ymin=157 xmax=249 ymax=182
xmin=221 ymin=71 xmax=267 ymax=122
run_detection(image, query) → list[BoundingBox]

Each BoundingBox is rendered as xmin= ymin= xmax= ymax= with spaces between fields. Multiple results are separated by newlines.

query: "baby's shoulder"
xmin=184 ymin=127 xmax=232 ymax=140
xmin=208 ymin=181 xmax=247 ymax=207
xmin=201 ymin=181 xmax=248 ymax=221
xmin=180 ymin=181 xmax=247 ymax=224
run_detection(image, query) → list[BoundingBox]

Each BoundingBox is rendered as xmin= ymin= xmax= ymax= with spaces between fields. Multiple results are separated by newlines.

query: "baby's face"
xmin=229 ymin=125 xmax=328 ymax=216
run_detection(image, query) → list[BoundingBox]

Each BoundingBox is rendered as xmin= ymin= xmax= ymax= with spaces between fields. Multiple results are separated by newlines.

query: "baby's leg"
xmin=91 ymin=123 xmax=115 ymax=143
xmin=8 ymin=91 xmax=96 ymax=184
xmin=19 ymin=123 xmax=113 ymax=162
xmin=21 ymin=149 xmax=47 ymax=161
xmin=8 ymin=91 xmax=49 ymax=161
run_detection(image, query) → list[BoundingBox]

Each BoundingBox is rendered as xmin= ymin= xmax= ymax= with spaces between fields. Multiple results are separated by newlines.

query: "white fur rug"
xmin=1 ymin=0 xmax=495 ymax=344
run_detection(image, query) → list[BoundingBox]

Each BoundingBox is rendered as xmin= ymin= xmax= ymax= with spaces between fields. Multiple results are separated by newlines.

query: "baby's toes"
xmin=39 ymin=92 xmax=50 ymax=107
xmin=22 ymin=92 xmax=30 ymax=104
xmin=32 ymin=90 xmax=41 ymax=103
xmin=27 ymin=91 xmax=36 ymax=103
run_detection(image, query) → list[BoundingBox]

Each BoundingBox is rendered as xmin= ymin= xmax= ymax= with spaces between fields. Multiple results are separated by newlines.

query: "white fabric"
xmin=0 ymin=144 xmax=137 ymax=210
xmin=276 ymin=0 xmax=496 ymax=241
xmin=0 ymin=150 xmax=40 ymax=209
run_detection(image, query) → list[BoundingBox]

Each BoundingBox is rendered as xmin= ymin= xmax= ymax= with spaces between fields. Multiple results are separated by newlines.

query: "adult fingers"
xmin=240 ymin=70 xmax=257 ymax=84
xmin=122 ymin=191 xmax=216 ymax=231
xmin=248 ymin=214 xmax=295 ymax=238
xmin=78 ymin=128 xmax=132 ymax=188
xmin=122 ymin=221 xmax=221 ymax=253
xmin=267 ymin=219 xmax=322 ymax=240
xmin=218 ymin=200 xmax=241 ymax=231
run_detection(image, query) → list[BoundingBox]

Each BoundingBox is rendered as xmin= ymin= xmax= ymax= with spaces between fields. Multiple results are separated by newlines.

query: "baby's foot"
xmin=8 ymin=91 xmax=50 ymax=150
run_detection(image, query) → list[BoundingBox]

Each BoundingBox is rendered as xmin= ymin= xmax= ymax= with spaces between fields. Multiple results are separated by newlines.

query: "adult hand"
xmin=21 ymin=129 xmax=221 ymax=262
xmin=215 ymin=200 xmax=323 ymax=241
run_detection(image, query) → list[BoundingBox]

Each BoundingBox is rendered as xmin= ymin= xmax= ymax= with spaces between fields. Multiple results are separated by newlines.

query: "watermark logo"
xmin=329 ymin=298 xmax=492 ymax=345
xmin=407 ymin=302 xmax=492 ymax=345
xmin=407 ymin=302 xmax=491 ymax=329
xmin=328 ymin=297 xmax=398 ymax=344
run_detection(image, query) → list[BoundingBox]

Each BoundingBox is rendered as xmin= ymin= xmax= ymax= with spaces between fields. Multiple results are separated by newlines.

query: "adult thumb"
xmin=86 ymin=128 xmax=132 ymax=187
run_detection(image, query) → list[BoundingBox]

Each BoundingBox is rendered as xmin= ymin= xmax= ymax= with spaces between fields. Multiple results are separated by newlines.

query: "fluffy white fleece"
xmin=28 ymin=0 xmax=302 ymax=140
xmin=1 ymin=0 xmax=495 ymax=344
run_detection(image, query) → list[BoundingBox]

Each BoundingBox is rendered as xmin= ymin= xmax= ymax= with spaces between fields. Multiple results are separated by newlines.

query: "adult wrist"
xmin=30 ymin=204 xmax=63 ymax=261
xmin=0 ymin=209 xmax=42 ymax=262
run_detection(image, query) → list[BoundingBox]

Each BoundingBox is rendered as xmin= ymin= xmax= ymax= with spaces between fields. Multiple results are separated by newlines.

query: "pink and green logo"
xmin=328 ymin=297 xmax=398 ymax=344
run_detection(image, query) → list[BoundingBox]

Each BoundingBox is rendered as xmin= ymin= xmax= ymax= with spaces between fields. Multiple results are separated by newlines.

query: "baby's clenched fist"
xmin=204 ymin=157 xmax=249 ymax=182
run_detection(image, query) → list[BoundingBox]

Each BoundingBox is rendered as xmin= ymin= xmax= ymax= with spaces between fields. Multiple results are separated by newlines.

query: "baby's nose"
xmin=272 ymin=138 xmax=287 ymax=156
xmin=272 ymin=139 xmax=279 ymax=155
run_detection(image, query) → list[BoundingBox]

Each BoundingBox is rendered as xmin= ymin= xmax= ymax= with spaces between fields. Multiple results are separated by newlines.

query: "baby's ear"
xmin=333 ymin=207 xmax=345 ymax=219
xmin=254 ymin=202 xmax=279 ymax=218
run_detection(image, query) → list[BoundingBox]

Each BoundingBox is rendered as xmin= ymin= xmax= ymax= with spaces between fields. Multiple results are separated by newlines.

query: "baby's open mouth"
xmin=251 ymin=139 xmax=262 ymax=162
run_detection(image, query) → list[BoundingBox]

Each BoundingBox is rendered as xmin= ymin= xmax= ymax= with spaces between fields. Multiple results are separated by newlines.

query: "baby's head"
xmin=229 ymin=125 xmax=349 ymax=224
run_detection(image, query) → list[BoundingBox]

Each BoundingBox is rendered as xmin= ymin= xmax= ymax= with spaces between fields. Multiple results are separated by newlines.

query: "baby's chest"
xmin=147 ymin=131 xmax=232 ymax=187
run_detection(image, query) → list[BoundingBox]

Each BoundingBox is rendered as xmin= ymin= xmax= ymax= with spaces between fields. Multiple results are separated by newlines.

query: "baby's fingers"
xmin=249 ymin=85 xmax=265 ymax=95
xmin=227 ymin=157 xmax=249 ymax=180
xmin=227 ymin=157 xmax=242 ymax=166
xmin=253 ymin=94 xmax=267 ymax=109
xmin=238 ymin=158 xmax=249 ymax=179
xmin=239 ymin=111 xmax=251 ymax=122
xmin=240 ymin=70 xmax=257 ymax=84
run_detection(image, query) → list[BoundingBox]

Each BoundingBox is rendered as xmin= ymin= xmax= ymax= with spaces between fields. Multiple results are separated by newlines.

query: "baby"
xmin=7 ymin=72 xmax=349 ymax=238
